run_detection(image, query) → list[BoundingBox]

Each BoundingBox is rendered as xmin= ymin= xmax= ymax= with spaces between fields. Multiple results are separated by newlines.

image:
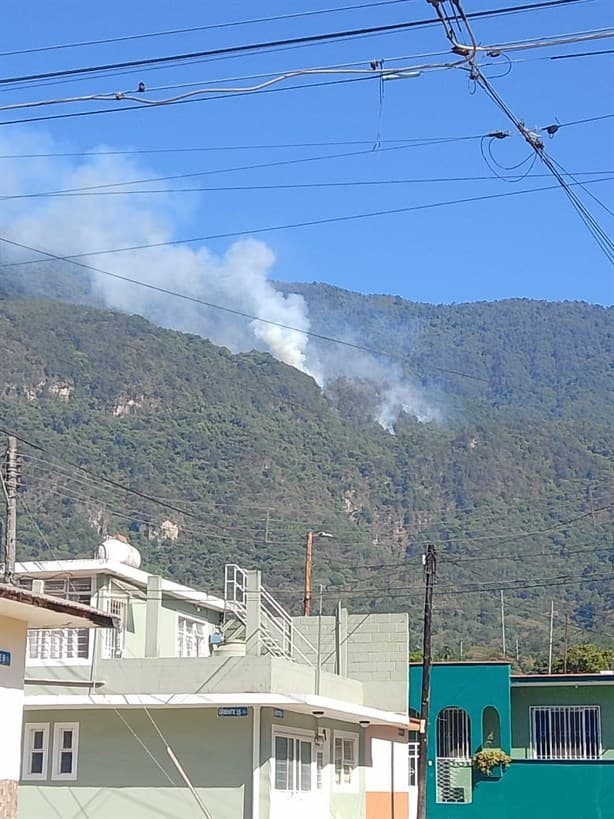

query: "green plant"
xmin=473 ymin=748 xmax=512 ymax=775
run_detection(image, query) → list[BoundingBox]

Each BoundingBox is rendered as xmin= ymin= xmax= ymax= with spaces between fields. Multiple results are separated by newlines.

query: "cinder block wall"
xmin=292 ymin=612 xmax=408 ymax=713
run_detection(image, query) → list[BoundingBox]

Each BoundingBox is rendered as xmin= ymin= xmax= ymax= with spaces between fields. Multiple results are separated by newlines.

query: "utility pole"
xmin=548 ymin=600 xmax=555 ymax=674
xmin=500 ymin=590 xmax=507 ymax=657
xmin=303 ymin=531 xmax=333 ymax=616
xmin=515 ymin=638 xmax=520 ymax=663
xmin=417 ymin=544 xmax=436 ymax=819
xmin=2 ymin=435 xmax=18 ymax=583
xmin=563 ymin=612 xmax=570 ymax=674
xmin=459 ymin=639 xmax=463 ymax=661
xmin=315 ymin=584 xmax=324 ymax=694
xmin=303 ymin=531 xmax=314 ymax=616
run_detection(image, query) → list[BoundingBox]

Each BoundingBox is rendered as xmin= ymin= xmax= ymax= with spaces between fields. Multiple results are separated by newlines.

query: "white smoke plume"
xmin=0 ymin=129 xmax=437 ymax=428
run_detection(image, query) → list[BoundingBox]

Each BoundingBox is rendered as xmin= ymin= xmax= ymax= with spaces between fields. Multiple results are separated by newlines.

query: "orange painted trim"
xmin=366 ymin=791 xmax=409 ymax=819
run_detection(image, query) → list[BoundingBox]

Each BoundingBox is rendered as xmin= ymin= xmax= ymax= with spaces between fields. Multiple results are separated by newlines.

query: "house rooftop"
xmin=512 ymin=672 xmax=614 ymax=686
xmin=0 ymin=582 xmax=117 ymax=629
xmin=15 ymin=558 xmax=226 ymax=613
xmin=408 ymin=661 xmax=511 ymax=667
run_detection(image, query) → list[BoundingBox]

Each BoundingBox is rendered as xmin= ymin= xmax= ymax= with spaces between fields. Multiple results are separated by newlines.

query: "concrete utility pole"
xmin=548 ymin=600 xmax=555 ymax=674
xmin=417 ymin=543 xmax=436 ymax=819
xmin=2 ymin=435 xmax=18 ymax=583
xmin=563 ymin=611 xmax=570 ymax=674
xmin=303 ymin=531 xmax=314 ymax=616
xmin=500 ymin=589 xmax=507 ymax=657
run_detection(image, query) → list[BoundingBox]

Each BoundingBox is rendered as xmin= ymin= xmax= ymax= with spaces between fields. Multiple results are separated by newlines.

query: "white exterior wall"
xmin=0 ymin=616 xmax=28 ymax=781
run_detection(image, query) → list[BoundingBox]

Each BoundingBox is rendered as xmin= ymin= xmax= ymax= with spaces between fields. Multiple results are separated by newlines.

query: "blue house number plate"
xmin=0 ymin=650 xmax=11 ymax=666
xmin=218 ymin=707 xmax=248 ymax=717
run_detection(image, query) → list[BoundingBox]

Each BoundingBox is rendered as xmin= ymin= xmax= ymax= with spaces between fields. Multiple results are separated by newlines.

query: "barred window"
xmin=531 ymin=706 xmax=601 ymax=760
xmin=176 ymin=615 xmax=208 ymax=657
xmin=26 ymin=577 xmax=92 ymax=662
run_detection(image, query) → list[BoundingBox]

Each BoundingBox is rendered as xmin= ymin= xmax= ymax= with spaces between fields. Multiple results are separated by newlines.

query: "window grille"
xmin=531 ymin=706 xmax=601 ymax=760
xmin=102 ymin=597 xmax=127 ymax=659
xmin=436 ymin=707 xmax=471 ymax=759
xmin=436 ymin=707 xmax=472 ymax=804
xmin=177 ymin=616 xmax=208 ymax=657
xmin=408 ymin=741 xmax=419 ymax=787
xmin=436 ymin=758 xmax=472 ymax=804
xmin=26 ymin=577 xmax=92 ymax=661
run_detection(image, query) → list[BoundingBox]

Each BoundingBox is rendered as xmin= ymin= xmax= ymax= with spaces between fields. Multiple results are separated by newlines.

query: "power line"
xmin=0 ymin=0 xmax=583 ymax=91
xmin=2 ymin=171 xmax=611 ymax=200
xmin=0 ymin=1 xmax=420 ymax=58
xmin=2 ymin=176 xmax=611 ymax=262
xmin=427 ymin=0 xmax=614 ymax=265
xmin=551 ymin=47 xmax=614 ymax=60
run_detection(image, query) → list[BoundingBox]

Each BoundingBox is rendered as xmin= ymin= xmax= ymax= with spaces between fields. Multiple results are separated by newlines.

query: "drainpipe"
xmin=252 ymin=705 xmax=261 ymax=819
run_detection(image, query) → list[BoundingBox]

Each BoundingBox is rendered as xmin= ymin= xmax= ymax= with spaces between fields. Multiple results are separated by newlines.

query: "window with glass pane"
xmin=274 ymin=735 xmax=313 ymax=792
xmin=316 ymin=750 xmax=325 ymax=789
xmin=299 ymin=740 xmax=312 ymax=791
xmin=334 ymin=733 xmax=358 ymax=789
xmin=22 ymin=723 xmax=49 ymax=780
xmin=25 ymin=577 xmax=92 ymax=661
xmin=177 ymin=616 xmax=208 ymax=657
xmin=52 ymin=723 xmax=79 ymax=780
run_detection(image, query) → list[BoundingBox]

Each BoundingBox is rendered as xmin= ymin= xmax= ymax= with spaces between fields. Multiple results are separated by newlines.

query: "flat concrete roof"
xmin=16 ymin=559 xmax=226 ymax=612
xmin=0 ymin=583 xmax=118 ymax=629
xmin=512 ymin=672 xmax=614 ymax=686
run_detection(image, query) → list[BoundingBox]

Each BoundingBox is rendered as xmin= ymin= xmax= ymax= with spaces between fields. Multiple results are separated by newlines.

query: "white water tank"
xmin=96 ymin=535 xmax=142 ymax=568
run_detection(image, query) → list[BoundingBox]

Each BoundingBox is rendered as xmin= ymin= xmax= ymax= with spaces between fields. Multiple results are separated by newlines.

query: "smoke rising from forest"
xmin=0 ymin=130 xmax=439 ymax=428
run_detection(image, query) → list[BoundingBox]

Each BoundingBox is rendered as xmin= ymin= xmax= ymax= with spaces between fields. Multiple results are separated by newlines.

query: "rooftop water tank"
xmin=96 ymin=535 xmax=142 ymax=568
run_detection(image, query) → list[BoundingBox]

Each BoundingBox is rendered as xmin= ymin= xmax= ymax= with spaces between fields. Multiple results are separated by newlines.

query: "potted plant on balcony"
xmin=473 ymin=748 xmax=512 ymax=778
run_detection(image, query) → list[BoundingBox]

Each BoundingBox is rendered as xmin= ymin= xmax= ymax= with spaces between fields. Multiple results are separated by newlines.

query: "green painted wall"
xmin=511 ymin=683 xmax=614 ymax=760
xmin=409 ymin=664 xmax=614 ymax=819
xmin=19 ymin=707 xmax=252 ymax=819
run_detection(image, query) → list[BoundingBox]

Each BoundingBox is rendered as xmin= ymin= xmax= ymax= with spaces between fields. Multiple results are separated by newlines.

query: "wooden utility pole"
xmin=417 ymin=543 xmax=436 ymax=819
xmin=2 ymin=435 xmax=18 ymax=583
xmin=303 ymin=531 xmax=314 ymax=616
xmin=548 ymin=600 xmax=555 ymax=674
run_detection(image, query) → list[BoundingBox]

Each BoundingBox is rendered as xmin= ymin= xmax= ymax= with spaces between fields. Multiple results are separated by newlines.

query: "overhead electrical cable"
xmin=0 ymin=0 xmax=584 ymax=88
xmin=1 ymin=176 xmax=611 ymax=271
xmin=2 ymin=170 xmax=610 ymax=201
xmin=0 ymin=1 xmax=421 ymax=57
xmin=551 ymin=47 xmax=614 ymax=59
xmin=426 ymin=0 xmax=614 ymax=264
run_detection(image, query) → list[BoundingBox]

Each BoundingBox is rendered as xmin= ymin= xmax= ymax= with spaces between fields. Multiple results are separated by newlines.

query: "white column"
xmin=0 ymin=615 xmax=28 ymax=818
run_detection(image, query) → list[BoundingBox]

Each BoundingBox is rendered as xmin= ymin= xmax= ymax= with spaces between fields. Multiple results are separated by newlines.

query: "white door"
xmin=271 ymin=732 xmax=323 ymax=819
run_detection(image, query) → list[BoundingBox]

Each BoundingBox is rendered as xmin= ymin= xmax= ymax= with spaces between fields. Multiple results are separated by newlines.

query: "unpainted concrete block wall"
xmin=292 ymin=612 xmax=408 ymax=713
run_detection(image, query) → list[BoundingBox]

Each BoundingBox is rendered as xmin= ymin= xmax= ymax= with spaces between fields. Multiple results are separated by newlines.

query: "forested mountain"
xmin=0 ymin=290 xmax=612 ymax=668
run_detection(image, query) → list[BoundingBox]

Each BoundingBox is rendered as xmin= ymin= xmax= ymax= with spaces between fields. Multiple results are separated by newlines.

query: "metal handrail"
xmin=224 ymin=563 xmax=317 ymax=665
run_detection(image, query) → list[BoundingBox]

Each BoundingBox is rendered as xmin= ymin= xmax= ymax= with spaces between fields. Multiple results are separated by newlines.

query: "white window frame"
xmin=176 ymin=613 xmax=210 ymax=658
xmin=51 ymin=722 xmax=80 ymax=781
xmin=22 ymin=723 xmax=49 ymax=781
xmin=333 ymin=730 xmax=359 ymax=792
xmin=272 ymin=726 xmax=316 ymax=794
xmin=530 ymin=705 xmax=602 ymax=760
xmin=26 ymin=577 xmax=94 ymax=666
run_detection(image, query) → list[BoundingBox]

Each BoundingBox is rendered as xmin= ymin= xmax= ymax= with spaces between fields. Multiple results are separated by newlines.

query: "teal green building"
xmin=409 ymin=662 xmax=614 ymax=819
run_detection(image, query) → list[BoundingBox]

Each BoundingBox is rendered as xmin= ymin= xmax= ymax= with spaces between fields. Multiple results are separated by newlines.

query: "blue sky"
xmin=1 ymin=0 xmax=613 ymax=305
